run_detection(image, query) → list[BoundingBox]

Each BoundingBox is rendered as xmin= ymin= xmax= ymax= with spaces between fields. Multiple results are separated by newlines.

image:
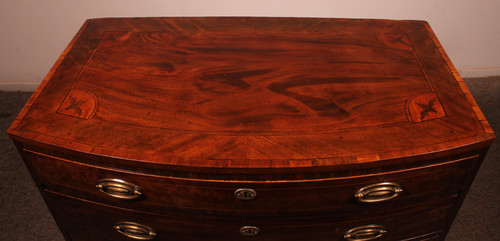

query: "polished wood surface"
xmin=46 ymin=191 xmax=454 ymax=241
xmin=7 ymin=17 xmax=495 ymax=241
xmin=24 ymin=149 xmax=478 ymax=216
xmin=8 ymin=17 xmax=494 ymax=169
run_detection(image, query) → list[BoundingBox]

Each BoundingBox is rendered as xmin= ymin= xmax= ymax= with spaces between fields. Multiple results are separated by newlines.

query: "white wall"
xmin=1 ymin=0 xmax=499 ymax=91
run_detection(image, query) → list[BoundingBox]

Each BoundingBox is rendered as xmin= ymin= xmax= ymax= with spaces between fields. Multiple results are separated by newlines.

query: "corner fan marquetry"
xmin=9 ymin=18 xmax=494 ymax=241
xmin=405 ymin=93 xmax=446 ymax=122
xmin=56 ymin=88 xmax=446 ymax=124
xmin=57 ymin=89 xmax=98 ymax=119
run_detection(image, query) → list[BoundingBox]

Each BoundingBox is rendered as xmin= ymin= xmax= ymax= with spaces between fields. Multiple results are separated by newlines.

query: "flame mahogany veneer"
xmin=8 ymin=17 xmax=495 ymax=241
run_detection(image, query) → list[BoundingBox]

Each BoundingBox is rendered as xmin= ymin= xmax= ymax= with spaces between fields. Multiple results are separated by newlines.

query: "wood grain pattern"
xmin=7 ymin=18 xmax=496 ymax=241
xmin=24 ymin=148 xmax=477 ymax=216
xmin=7 ymin=18 xmax=494 ymax=169
xmin=46 ymin=191 xmax=454 ymax=241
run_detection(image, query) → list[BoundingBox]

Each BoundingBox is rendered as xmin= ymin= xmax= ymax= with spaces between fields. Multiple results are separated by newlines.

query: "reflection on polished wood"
xmin=8 ymin=17 xmax=495 ymax=241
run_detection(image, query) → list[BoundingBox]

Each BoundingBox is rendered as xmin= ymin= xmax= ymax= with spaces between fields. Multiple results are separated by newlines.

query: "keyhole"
xmin=234 ymin=188 xmax=257 ymax=200
xmin=240 ymin=226 xmax=260 ymax=237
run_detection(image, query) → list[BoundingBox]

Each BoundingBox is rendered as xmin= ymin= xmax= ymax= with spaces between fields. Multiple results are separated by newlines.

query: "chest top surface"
xmin=8 ymin=17 xmax=494 ymax=168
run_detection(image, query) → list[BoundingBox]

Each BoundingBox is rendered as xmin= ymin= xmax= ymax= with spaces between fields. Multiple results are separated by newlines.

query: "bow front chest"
xmin=8 ymin=17 xmax=495 ymax=241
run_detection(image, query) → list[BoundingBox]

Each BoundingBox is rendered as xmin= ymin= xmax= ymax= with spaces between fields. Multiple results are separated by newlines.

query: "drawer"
xmin=24 ymin=148 xmax=477 ymax=216
xmin=46 ymin=190 xmax=452 ymax=241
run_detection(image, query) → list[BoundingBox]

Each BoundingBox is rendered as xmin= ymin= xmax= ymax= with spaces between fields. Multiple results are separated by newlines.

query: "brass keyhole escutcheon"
xmin=240 ymin=226 xmax=260 ymax=237
xmin=234 ymin=188 xmax=257 ymax=200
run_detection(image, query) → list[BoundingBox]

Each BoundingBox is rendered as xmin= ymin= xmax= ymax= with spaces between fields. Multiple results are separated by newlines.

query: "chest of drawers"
xmin=8 ymin=17 xmax=495 ymax=241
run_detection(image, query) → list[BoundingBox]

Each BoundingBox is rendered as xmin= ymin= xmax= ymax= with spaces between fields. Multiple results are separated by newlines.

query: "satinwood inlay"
xmin=57 ymin=89 xmax=98 ymax=119
xmin=5 ymin=18 xmax=495 ymax=241
xmin=8 ymin=18 xmax=494 ymax=167
xmin=405 ymin=93 xmax=446 ymax=122
xmin=64 ymin=31 xmax=432 ymax=132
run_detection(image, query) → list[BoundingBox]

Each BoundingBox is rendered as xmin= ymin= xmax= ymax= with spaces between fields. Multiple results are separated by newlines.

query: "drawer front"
xmin=24 ymin=149 xmax=476 ymax=216
xmin=46 ymin=191 xmax=452 ymax=241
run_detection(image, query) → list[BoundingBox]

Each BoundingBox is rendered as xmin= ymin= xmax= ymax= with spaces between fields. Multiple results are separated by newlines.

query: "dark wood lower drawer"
xmin=46 ymin=191 xmax=453 ymax=241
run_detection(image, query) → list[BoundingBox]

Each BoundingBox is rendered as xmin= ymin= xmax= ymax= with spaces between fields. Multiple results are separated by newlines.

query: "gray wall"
xmin=1 ymin=0 xmax=499 ymax=91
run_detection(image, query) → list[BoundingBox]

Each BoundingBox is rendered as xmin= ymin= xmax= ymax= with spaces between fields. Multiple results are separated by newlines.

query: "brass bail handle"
xmin=354 ymin=182 xmax=403 ymax=203
xmin=344 ymin=225 xmax=387 ymax=241
xmin=114 ymin=221 xmax=156 ymax=240
xmin=96 ymin=178 xmax=143 ymax=200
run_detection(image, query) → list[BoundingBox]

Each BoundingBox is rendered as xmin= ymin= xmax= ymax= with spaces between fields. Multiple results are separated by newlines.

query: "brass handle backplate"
xmin=96 ymin=178 xmax=143 ymax=200
xmin=354 ymin=182 xmax=403 ymax=203
xmin=344 ymin=225 xmax=387 ymax=241
xmin=240 ymin=226 xmax=260 ymax=237
xmin=114 ymin=221 xmax=156 ymax=240
xmin=234 ymin=188 xmax=257 ymax=200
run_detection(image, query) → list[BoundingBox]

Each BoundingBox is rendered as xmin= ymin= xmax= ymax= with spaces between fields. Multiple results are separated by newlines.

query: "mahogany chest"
xmin=8 ymin=17 xmax=495 ymax=241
